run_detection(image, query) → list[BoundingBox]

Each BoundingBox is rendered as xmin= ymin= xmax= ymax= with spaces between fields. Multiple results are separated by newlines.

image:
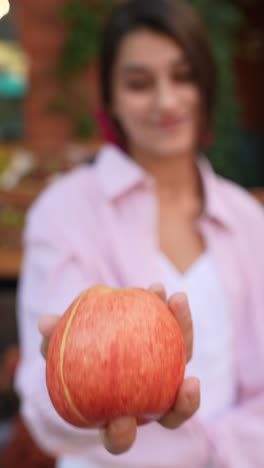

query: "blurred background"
xmin=0 ymin=1 xmax=263 ymax=467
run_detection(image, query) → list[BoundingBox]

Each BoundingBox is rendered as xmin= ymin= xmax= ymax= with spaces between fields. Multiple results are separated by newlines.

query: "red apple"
xmin=46 ymin=286 xmax=186 ymax=427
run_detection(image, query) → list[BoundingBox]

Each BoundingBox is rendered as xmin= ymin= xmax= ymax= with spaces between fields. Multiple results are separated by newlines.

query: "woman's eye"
xmin=172 ymin=69 xmax=194 ymax=82
xmin=126 ymin=80 xmax=151 ymax=91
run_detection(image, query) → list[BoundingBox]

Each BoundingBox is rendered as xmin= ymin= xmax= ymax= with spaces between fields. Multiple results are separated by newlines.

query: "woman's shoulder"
xmin=201 ymin=158 xmax=264 ymax=231
xmin=216 ymin=173 xmax=264 ymax=233
xmin=26 ymin=162 xmax=100 ymax=229
xmin=32 ymin=162 xmax=97 ymax=208
xmin=219 ymin=174 xmax=263 ymax=213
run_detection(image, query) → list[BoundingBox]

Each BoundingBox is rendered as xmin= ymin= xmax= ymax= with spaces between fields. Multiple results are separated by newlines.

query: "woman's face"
xmin=111 ymin=29 xmax=203 ymax=159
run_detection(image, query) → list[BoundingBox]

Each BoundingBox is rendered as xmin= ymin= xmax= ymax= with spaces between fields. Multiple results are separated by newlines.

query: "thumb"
xmin=100 ymin=416 xmax=137 ymax=455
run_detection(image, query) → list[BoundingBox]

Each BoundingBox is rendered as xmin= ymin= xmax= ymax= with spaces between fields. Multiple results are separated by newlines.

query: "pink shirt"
xmin=15 ymin=144 xmax=264 ymax=467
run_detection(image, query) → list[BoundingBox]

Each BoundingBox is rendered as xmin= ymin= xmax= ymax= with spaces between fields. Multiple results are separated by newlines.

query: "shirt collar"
xmin=198 ymin=157 xmax=233 ymax=229
xmin=96 ymin=144 xmax=232 ymax=229
xmin=96 ymin=144 xmax=154 ymax=199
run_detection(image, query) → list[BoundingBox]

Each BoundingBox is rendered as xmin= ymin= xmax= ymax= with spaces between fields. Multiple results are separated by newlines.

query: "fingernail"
xmin=171 ymin=292 xmax=188 ymax=311
xmin=150 ymin=282 xmax=164 ymax=291
xmin=186 ymin=378 xmax=200 ymax=405
xmin=111 ymin=416 xmax=134 ymax=433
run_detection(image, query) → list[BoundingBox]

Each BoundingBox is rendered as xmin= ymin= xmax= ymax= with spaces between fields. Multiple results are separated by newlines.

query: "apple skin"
xmin=46 ymin=286 xmax=186 ymax=428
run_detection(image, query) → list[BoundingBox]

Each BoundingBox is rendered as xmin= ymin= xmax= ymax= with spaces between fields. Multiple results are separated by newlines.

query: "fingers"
xmin=100 ymin=417 xmax=137 ymax=455
xmin=101 ymin=378 xmax=200 ymax=454
xmin=159 ymin=377 xmax=200 ymax=429
xmin=149 ymin=286 xmax=193 ymax=362
xmin=38 ymin=314 xmax=60 ymax=336
xmin=168 ymin=293 xmax=193 ymax=362
xmin=148 ymin=283 xmax=167 ymax=303
xmin=38 ymin=314 xmax=60 ymax=359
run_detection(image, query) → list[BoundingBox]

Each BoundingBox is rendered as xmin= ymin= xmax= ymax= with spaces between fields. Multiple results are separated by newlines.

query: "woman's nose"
xmin=155 ymin=81 xmax=179 ymax=111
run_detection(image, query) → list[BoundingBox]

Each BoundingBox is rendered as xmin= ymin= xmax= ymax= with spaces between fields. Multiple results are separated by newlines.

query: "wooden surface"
xmin=0 ymin=140 xmax=103 ymax=279
xmin=0 ymin=249 xmax=22 ymax=279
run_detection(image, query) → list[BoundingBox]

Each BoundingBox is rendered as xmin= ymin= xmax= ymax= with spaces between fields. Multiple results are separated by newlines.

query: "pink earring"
xmin=203 ymin=130 xmax=215 ymax=147
xmin=95 ymin=109 xmax=124 ymax=149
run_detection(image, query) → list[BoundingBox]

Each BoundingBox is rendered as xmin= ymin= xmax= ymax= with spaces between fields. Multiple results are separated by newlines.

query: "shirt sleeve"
xmin=15 ymin=214 xmax=103 ymax=457
xmin=207 ymin=229 xmax=264 ymax=468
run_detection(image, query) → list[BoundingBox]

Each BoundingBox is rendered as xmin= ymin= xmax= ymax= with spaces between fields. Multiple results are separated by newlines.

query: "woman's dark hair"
xmin=99 ymin=0 xmax=217 ymax=131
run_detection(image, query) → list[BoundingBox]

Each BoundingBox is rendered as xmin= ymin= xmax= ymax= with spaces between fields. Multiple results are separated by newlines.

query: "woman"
xmin=15 ymin=0 xmax=264 ymax=467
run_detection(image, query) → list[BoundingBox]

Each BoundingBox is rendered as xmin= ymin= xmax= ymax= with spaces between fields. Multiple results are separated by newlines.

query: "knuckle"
xmin=186 ymin=343 xmax=193 ymax=362
xmin=40 ymin=339 xmax=49 ymax=359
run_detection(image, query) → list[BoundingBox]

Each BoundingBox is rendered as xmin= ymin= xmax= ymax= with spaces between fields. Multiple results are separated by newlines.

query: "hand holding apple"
xmin=40 ymin=284 xmax=200 ymax=454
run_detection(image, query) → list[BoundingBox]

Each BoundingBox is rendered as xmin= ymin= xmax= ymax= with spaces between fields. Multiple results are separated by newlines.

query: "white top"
xmin=158 ymin=251 xmax=236 ymax=421
xmin=57 ymin=251 xmax=236 ymax=468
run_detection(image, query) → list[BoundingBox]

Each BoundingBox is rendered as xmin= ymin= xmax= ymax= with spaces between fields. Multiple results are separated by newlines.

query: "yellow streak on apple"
xmin=59 ymin=285 xmax=112 ymax=426
xmin=59 ymin=290 xmax=90 ymax=426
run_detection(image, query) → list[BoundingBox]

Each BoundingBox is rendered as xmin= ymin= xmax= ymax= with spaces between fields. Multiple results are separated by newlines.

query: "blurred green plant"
xmin=54 ymin=0 xmax=245 ymax=183
xmin=188 ymin=0 xmax=246 ymax=183
xmin=58 ymin=0 xmax=109 ymax=78
xmin=0 ymin=207 xmax=24 ymax=227
xmin=50 ymin=0 xmax=113 ymax=140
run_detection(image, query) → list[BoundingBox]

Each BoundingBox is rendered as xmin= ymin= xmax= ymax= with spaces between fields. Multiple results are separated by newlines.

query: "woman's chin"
xmin=146 ymin=143 xmax=194 ymax=159
xmin=137 ymin=131 xmax=194 ymax=157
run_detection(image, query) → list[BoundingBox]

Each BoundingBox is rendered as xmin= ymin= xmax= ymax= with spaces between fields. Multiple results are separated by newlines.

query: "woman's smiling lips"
xmin=155 ymin=116 xmax=187 ymax=130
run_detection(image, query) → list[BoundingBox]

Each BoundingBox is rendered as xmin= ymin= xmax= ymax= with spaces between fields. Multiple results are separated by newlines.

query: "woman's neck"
xmin=132 ymin=149 xmax=202 ymax=202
